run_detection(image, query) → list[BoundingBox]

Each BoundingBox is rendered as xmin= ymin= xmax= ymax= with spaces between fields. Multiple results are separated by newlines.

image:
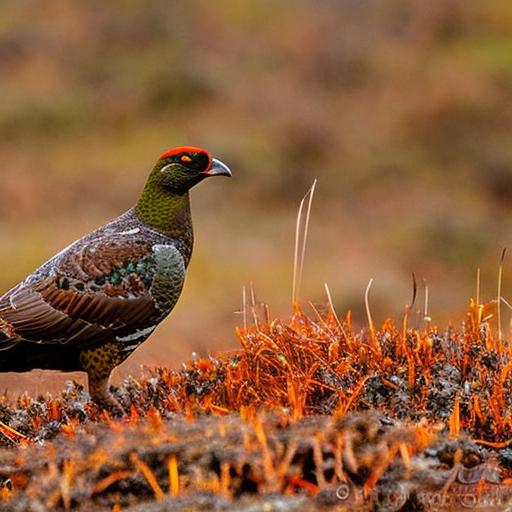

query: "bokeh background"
xmin=1 ymin=0 xmax=512 ymax=394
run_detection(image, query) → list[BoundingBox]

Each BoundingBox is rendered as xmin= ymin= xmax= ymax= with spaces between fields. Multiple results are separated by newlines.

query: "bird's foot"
xmin=92 ymin=390 xmax=126 ymax=417
xmin=88 ymin=375 xmax=126 ymax=417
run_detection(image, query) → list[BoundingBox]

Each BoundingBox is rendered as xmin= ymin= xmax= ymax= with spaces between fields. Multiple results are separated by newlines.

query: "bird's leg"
xmin=80 ymin=343 xmax=125 ymax=415
xmin=87 ymin=372 xmax=125 ymax=416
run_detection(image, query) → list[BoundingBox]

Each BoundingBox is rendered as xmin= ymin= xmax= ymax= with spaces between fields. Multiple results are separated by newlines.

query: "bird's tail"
xmin=0 ymin=318 xmax=16 ymax=345
xmin=0 ymin=318 xmax=20 ymax=368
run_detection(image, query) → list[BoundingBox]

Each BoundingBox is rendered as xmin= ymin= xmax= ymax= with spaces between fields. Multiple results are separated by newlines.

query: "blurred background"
xmin=1 ymin=0 xmax=512 ymax=394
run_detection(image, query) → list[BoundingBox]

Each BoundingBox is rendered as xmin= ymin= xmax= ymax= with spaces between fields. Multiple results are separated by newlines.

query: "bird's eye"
xmin=180 ymin=155 xmax=192 ymax=164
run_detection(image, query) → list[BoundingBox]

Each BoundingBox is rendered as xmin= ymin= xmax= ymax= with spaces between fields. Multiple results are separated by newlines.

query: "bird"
xmin=0 ymin=146 xmax=231 ymax=412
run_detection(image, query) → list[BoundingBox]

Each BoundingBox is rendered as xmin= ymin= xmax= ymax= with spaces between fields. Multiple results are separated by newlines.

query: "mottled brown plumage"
xmin=0 ymin=147 xmax=231 ymax=412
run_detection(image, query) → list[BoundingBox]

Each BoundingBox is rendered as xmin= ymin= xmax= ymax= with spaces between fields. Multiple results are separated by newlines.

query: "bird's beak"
xmin=202 ymin=158 xmax=232 ymax=177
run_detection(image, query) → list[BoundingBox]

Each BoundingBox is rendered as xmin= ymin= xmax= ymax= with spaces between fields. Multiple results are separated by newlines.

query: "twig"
xmin=324 ymin=283 xmax=350 ymax=346
xmin=168 ymin=455 xmax=179 ymax=497
xmin=130 ymin=453 xmax=164 ymax=500
xmin=498 ymin=248 xmax=507 ymax=344
xmin=410 ymin=272 xmax=417 ymax=309
xmin=292 ymin=180 xmax=317 ymax=306
xmin=365 ymin=278 xmax=379 ymax=352
xmin=250 ymin=283 xmax=259 ymax=330
xmin=424 ymin=279 xmax=431 ymax=327
xmin=476 ymin=267 xmax=481 ymax=305
xmin=242 ymin=285 xmax=247 ymax=330
xmin=500 ymin=296 xmax=512 ymax=311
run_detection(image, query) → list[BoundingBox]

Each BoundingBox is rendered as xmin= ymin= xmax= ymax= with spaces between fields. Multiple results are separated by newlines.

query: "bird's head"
xmin=150 ymin=146 xmax=231 ymax=194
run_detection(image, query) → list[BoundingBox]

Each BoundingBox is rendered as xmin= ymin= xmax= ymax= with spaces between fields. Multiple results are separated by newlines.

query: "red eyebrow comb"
xmin=158 ymin=146 xmax=210 ymax=160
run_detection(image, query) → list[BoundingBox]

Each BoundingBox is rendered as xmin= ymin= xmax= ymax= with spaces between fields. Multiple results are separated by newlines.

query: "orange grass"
xmin=0 ymin=298 xmax=512 ymax=509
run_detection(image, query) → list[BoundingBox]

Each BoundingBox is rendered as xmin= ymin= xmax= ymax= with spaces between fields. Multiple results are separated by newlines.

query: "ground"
xmin=1 ymin=300 xmax=512 ymax=511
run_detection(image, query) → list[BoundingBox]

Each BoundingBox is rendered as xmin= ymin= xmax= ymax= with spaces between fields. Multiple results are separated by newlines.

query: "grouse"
xmin=0 ymin=146 xmax=231 ymax=411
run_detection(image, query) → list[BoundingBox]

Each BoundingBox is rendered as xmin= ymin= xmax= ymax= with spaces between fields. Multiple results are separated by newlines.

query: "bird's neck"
xmin=135 ymin=181 xmax=193 ymax=242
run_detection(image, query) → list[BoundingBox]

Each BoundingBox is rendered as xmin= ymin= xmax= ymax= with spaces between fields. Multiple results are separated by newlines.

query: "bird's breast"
xmin=148 ymin=244 xmax=186 ymax=318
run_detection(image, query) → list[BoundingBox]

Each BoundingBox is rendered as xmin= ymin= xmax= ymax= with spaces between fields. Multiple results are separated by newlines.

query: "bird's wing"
xmin=0 ymin=236 xmax=185 ymax=347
